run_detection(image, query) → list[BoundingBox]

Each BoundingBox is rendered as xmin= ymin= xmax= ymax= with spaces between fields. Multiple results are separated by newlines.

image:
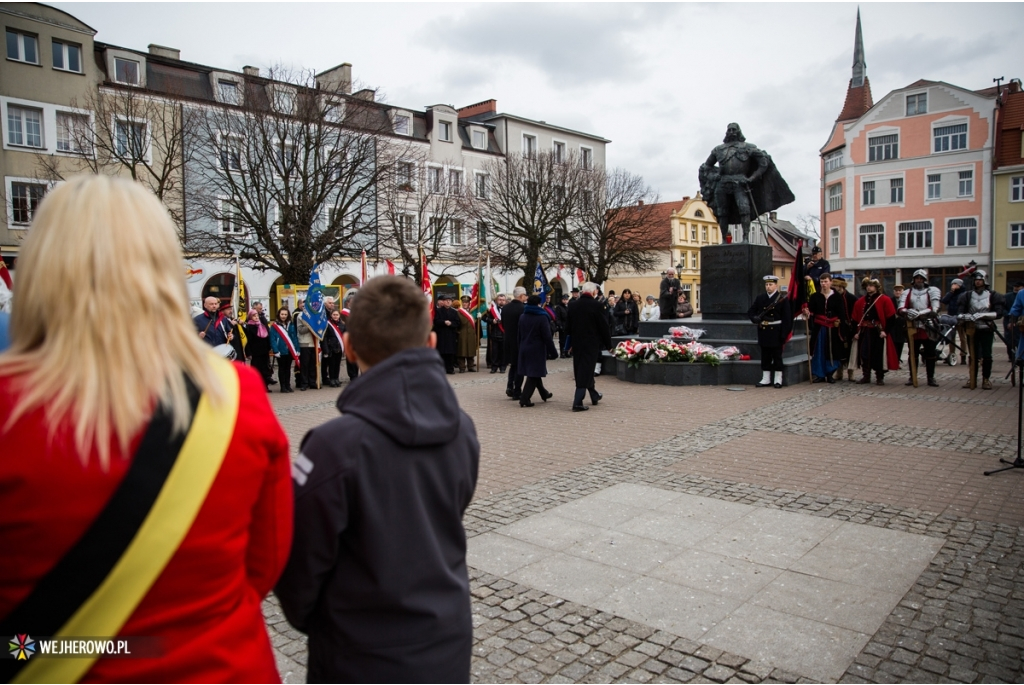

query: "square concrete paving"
xmin=468 ymin=483 xmax=945 ymax=682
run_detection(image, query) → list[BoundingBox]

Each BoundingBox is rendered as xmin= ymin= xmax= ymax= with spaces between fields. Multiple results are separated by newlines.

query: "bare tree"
xmin=560 ymin=167 xmax=662 ymax=285
xmin=35 ymin=85 xmax=196 ymax=228
xmin=377 ymin=149 xmax=479 ymax=286
xmin=463 ymin=151 xmax=586 ymax=286
xmin=794 ymin=212 xmax=821 ymax=241
xmin=187 ymin=67 xmax=409 ymax=284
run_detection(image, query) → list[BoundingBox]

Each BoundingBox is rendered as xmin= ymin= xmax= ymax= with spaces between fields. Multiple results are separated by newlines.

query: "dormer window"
xmin=438 ymin=120 xmax=452 ymax=142
xmin=273 ymin=89 xmax=295 ymax=114
xmin=218 ymin=80 xmax=240 ymax=105
xmin=906 ymin=93 xmax=927 ymax=116
xmin=114 ymin=57 xmax=140 ymax=85
xmin=472 ymin=129 xmax=487 ymax=150
xmin=394 ymin=114 xmax=410 ymax=135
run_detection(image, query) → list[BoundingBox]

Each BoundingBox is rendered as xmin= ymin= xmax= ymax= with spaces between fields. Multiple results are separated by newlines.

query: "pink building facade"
xmin=820 ymin=14 xmax=997 ymax=292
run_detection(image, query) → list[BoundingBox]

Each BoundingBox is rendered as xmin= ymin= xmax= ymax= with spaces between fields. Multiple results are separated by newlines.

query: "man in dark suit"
xmin=432 ymin=293 xmax=461 ymax=374
xmin=502 ymin=287 xmax=527 ymax=399
xmin=567 ymin=282 xmax=612 ymax=412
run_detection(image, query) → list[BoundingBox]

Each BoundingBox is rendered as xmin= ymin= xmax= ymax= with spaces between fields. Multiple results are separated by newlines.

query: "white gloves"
xmin=906 ymin=309 xmax=920 ymax=320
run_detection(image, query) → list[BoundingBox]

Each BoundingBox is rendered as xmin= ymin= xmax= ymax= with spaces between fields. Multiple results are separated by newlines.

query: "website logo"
xmin=9 ymin=634 xmax=35 ymax=660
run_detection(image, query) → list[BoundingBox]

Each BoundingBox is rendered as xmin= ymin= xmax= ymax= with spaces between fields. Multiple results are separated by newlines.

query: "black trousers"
xmin=760 ymin=346 xmax=784 ymax=372
xmin=506 ymin=362 xmax=523 ymax=396
xmin=298 ymin=347 xmax=317 ymax=388
xmin=487 ymin=337 xmax=504 ymax=369
xmin=325 ymin=353 xmax=342 ymax=382
xmin=277 ymin=356 xmax=293 ymax=390
xmin=250 ymin=350 xmax=271 ymax=389
xmin=346 ymin=359 xmax=359 ymax=381
xmin=859 ymin=329 xmax=886 ymax=377
xmin=911 ymin=337 xmax=938 ymax=378
xmin=521 ymin=377 xmax=549 ymax=403
xmin=440 ymin=351 xmax=456 ymax=373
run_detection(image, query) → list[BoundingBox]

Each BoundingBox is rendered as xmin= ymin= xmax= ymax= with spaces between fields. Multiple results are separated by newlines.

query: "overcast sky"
xmin=57 ymin=2 xmax=1023 ymax=230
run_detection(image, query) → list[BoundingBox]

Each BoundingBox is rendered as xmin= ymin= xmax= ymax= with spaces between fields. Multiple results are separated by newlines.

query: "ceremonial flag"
xmin=233 ymin=258 xmax=248 ymax=350
xmin=533 ymin=261 xmax=550 ymax=304
xmin=420 ymin=246 xmax=433 ymax=320
xmin=303 ymin=266 xmax=329 ymax=340
xmin=385 ymin=259 xmax=396 ymax=276
xmin=470 ymin=258 xmax=486 ymax=317
xmin=787 ymin=239 xmax=807 ymax=315
xmin=0 ymin=260 xmax=12 ymax=291
xmin=576 ymin=268 xmax=586 ymax=285
xmin=360 ymin=249 xmax=368 ymax=285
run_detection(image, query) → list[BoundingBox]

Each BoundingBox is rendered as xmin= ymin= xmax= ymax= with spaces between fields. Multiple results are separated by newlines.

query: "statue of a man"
xmin=699 ymin=123 xmax=794 ymax=243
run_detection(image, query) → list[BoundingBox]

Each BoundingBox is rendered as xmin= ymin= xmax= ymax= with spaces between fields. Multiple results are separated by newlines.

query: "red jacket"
xmin=852 ymin=293 xmax=899 ymax=370
xmin=0 ymin=364 xmax=292 ymax=683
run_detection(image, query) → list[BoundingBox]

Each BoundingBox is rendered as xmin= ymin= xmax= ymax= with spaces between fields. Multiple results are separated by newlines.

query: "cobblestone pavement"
xmin=262 ymin=354 xmax=1024 ymax=683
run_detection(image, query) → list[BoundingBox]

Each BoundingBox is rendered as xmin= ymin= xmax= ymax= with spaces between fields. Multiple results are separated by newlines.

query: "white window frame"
xmin=397 ymin=213 xmax=415 ymax=243
xmin=946 ymin=216 xmax=979 ymax=248
xmin=217 ymin=79 xmax=241 ymax=106
xmin=829 ymin=227 xmax=840 ymax=256
xmin=217 ymin=197 xmax=245 ymax=236
xmin=427 ymin=165 xmax=443 ymax=194
xmin=522 ymin=133 xmax=537 ymax=158
xmin=2 ymin=97 xmax=93 ymax=156
xmin=552 ymin=139 xmax=566 ymax=164
xmin=471 ymin=128 xmax=487 ymax=150
xmin=392 ymin=111 xmax=412 ymax=136
xmin=862 ymin=180 xmax=876 ymax=207
xmin=217 ymin=131 xmax=244 ymax=172
xmin=6 ymin=177 xmax=50 ymax=229
xmin=906 ymin=91 xmax=928 ymax=116
xmin=437 ymin=120 xmax=453 ymax=142
xmin=927 ymin=173 xmax=941 ymax=200
xmin=6 ymin=104 xmax=44 ymax=148
xmin=448 ymin=168 xmax=463 ymax=196
xmin=824 ymin=150 xmax=844 ymax=172
xmin=113 ymin=56 xmax=141 ymax=86
xmin=113 ymin=116 xmax=150 ymax=161
xmin=273 ymin=138 xmax=295 ymax=177
xmin=1012 ymin=176 xmax=1024 ymax=203
xmin=476 ymin=220 xmax=488 ymax=245
xmin=932 ymin=118 xmax=969 ymax=155
xmin=269 ymin=85 xmax=296 ymax=115
xmin=857 ymin=223 xmax=885 ymax=252
xmin=474 ymin=171 xmax=489 ymax=200
xmin=701 ymin=226 xmax=708 ymax=242
xmin=690 ymin=251 xmax=698 ymax=269
xmin=958 ymin=169 xmax=974 ymax=198
xmin=580 ymin=145 xmax=593 ymax=170
xmin=867 ymin=129 xmax=899 ymax=162
xmin=271 ymin=203 xmax=286 ymax=238
xmin=6 ymin=29 xmax=39 ymax=64
xmin=1010 ymin=222 xmax=1024 ymax=249
xmin=427 ymin=215 xmax=444 ymax=242
xmin=56 ymin=110 xmax=91 ymax=154
xmin=827 ymin=183 xmax=842 ymax=212
xmin=449 ymin=218 xmax=465 ymax=246
xmin=51 ymin=39 xmax=82 ymax=73
xmin=890 ymin=177 xmax=904 ymax=205
xmin=396 ymin=160 xmax=415 ymax=191
xmin=897 ymin=220 xmax=933 ymax=250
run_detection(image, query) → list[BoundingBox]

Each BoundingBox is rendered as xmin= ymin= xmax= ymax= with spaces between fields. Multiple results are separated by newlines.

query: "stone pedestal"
xmin=699 ymin=244 xmax=773 ymax=320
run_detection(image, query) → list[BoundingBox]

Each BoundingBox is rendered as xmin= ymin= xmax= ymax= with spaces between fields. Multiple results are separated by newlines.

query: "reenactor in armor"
xmin=955 ymin=270 xmax=1004 ymax=390
xmin=747 ymin=275 xmax=793 ymax=388
xmin=898 ymin=269 xmax=942 ymax=387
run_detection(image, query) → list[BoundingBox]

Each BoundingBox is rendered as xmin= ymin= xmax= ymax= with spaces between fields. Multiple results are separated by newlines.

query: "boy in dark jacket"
xmin=276 ymin=276 xmax=480 ymax=683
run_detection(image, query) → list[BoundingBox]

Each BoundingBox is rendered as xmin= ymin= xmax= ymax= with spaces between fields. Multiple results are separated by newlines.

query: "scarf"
xmin=248 ymin=309 xmax=268 ymax=338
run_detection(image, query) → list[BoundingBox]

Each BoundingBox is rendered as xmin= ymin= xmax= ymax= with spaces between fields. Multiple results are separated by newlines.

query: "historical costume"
xmin=807 ymin=278 xmax=849 ymax=383
xmin=832 ymin=276 xmax=859 ymax=380
xmin=851 ymin=279 xmax=898 ymax=385
xmin=888 ymin=285 xmax=907 ymax=368
xmin=955 ymin=270 xmax=1005 ymax=390
xmin=898 ymin=269 xmax=942 ymax=387
xmin=747 ymin=275 xmax=793 ymax=388
xmin=455 ymin=299 xmax=479 ymax=372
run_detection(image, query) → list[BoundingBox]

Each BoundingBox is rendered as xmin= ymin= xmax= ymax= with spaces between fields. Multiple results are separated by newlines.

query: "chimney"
xmin=148 ymin=44 xmax=180 ymax=60
xmin=316 ymin=63 xmax=352 ymax=95
xmin=457 ymin=99 xmax=497 ymax=118
xmin=638 ymin=200 xmax=644 ymax=206
xmin=682 ymin=196 xmax=690 ymax=203
xmin=242 ymin=66 xmax=260 ymax=77
xmin=769 ymin=211 xmax=778 ymax=222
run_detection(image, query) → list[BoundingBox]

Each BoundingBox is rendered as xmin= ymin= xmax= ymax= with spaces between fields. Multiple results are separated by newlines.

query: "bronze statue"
xmin=699 ymin=123 xmax=794 ymax=243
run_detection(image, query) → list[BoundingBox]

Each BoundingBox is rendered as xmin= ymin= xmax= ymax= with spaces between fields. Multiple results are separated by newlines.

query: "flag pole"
xmin=476 ymin=248 xmax=483 ymax=373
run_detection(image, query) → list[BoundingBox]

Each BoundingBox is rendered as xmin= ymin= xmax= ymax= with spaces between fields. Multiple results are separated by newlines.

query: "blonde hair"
xmin=0 ymin=175 xmax=225 ymax=468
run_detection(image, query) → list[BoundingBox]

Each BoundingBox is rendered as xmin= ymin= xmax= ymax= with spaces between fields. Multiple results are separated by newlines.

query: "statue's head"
xmin=724 ymin=123 xmax=745 ymax=143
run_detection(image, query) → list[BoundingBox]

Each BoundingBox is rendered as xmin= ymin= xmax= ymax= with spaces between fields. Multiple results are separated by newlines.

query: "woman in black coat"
xmin=517 ymin=295 xmax=558 ymax=407
xmin=244 ymin=308 xmax=272 ymax=391
xmin=659 ymin=269 xmax=681 ymax=320
xmin=613 ymin=289 xmax=639 ymax=335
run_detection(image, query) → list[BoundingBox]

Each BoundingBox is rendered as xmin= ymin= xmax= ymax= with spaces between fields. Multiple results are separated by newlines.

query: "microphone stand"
xmin=986 ymin=355 xmax=1024 ymax=476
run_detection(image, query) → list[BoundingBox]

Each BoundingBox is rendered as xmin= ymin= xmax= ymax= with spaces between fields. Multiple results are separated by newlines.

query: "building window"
xmin=449 ymin=218 xmax=464 ymax=245
xmin=113 ymin=57 xmax=140 ymax=85
xmin=827 ymin=183 xmax=842 ymax=212
xmin=7 ymin=105 xmax=43 ymax=148
xmin=690 ymin=225 xmax=697 ymax=241
xmin=52 ymin=40 xmax=81 ymax=73
xmin=690 ymin=252 xmax=698 ymax=269
xmin=927 ymin=174 xmax=941 ymax=200
xmin=947 ymin=218 xmax=978 ymax=247
xmin=397 ymin=161 xmax=414 ymax=190
xmin=934 ymin=123 xmax=967 ymax=153
xmin=472 ymin=129 xmax=486 ymax=149
xmin=906 ymin=93 xmax=927 ymax=116
xmin=868 ymin=133 xmax=898 ymax=162
xmin=523 ymin=134 xmax=537 ymax=158
xmin=219 ymin=134 xmax=242 ymax=171
xmin=218 ymin=200 xmax=243 ymax=235
xmin=824 ymin=150 xmax=843 ymax=172
xmin=448 ymin=169 xmax=463 ymax=195
xmin=474 ymin=173 xmax=488 ymax=199
xmin=553 ymin=141 xmax=565 ymax=163
xmin=324 ymin=98 xmax=344 ymax=123
xmin=830 ymin=227 xmax=840 ymax=255
xmin=438 ymin=121 xmax=452 ymax=142
xmin=218 ymin=80 xmax=240 ymax=105
xmin=398 ymin=214 xmax=414 ymax=242
xmin=890 ymin=177 xmax=904 ymax=204
xmin=394 ymin=114 xmax=410 ymax=135
xmin=581 ymin=146 xmax=593 ymax=170
xmin=862 ymin=180 xmax=875 ymax=206
xmin=898 ymin=221 xmax=932 ymax=249
xmin=276 ymin=142 xmax=295 ymax=172
xmin=114 ymin=120 xmax=146 ymax=158
xmin=859 ymin=224 xmax=884 ymax=252
xmin=11 ymin=182 xmax=46 ymax=225
xmin=476 ymin=220 xmax=488 ymax=244
xmin=701 ymin=226 xmax=708 ymax=242
xmin=1011 ymin=223 xmax=1024 ymax=248
xmin=56 ymin=112 xmax=90 ymax=153
xmin=427 ymin=167 xmax=442 ymax=194
xmin=6 ymin=29 xmax=38 ymax=64
xmin=958 ymin=170 xmax=973 ymax=197
xmin=1012 ymin=176 xmax=1024 ymax=202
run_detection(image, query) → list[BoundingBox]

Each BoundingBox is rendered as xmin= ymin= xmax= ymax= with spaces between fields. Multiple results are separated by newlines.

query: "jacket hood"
xmin=335 ymin=347 xmax=461 ymax=447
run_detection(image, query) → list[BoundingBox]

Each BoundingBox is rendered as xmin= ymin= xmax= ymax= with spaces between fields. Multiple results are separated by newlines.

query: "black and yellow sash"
xmin=1 ymin=356 xmax=239 ymax=684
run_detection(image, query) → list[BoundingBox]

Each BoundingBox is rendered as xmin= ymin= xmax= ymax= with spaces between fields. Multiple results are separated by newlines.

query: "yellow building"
xmin=992 ymin=81 xmax=1024 ymax=292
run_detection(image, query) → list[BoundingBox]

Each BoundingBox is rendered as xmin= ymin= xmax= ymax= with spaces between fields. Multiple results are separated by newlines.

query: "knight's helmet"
xmin=912 ymin=269 xmax=929 ymax=283
xmin=973 ymin=269 xmax=989 ymax=286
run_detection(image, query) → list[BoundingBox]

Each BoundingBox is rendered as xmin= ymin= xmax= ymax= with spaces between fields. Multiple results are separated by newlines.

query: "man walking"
xmin=567 ymin=282 xmax=611 ymax=412
xmin=503 ymin=288 xmax=527 ymax=399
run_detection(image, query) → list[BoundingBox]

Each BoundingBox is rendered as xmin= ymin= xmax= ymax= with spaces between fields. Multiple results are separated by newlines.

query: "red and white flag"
xmin=576 ymin=268 xmax=586 ymax=284
xmin=0 ymin=260 xmax=12 ymax=291
xmin=385 ymin=259 xmax=396 ymax=276
xmin=360 ymin=250 xmax=368 ymax=286
xmin=420 ymin=247 xmax=433 ymax=320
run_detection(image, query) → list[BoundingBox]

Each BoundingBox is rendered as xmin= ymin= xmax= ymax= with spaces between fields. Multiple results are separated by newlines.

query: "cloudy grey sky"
xmin=57 ymin=2 xmax=1023 ymax=227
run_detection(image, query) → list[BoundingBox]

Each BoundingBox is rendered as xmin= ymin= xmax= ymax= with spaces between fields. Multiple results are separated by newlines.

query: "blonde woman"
xmin=0 ymin=176 xmax=292 ymax=683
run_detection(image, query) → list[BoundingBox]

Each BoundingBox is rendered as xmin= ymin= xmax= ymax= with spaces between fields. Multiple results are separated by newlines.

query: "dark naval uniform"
xmin=748 ymin=289 xmax=793 ymax=387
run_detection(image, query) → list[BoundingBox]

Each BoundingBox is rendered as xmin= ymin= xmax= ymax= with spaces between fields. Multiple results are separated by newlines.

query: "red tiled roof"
xmin=836 ymin=77 xmax=873 ymax=122
xmin=997 ymin=87 xmax=1024 ymax=168
xmin=905 ymin=78 xmax=939 ymax=90
xmin=612 ymin=199 xmax=684 ymax=250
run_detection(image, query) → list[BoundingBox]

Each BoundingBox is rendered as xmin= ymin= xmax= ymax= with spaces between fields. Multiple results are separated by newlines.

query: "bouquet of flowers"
xmin=713 ymin=345 xmax=742 ymax=361
xmin=667 ymin=325 xmax=706 ymax=342
xmin=681 ymin=341 xmax=721 ymax=366
xmin=614 ymin=339 xmax=692 ymax=367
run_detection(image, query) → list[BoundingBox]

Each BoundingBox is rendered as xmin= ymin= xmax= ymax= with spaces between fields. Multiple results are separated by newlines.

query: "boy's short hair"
xmin=347 ymin=276 xmax=430 ymax=366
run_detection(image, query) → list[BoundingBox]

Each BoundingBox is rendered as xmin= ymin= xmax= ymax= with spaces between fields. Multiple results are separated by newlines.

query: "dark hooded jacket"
xmin=518 ymin=305 xmax=558 ymax=378
xmin=275 ymin=346 xmax=479 ymax=683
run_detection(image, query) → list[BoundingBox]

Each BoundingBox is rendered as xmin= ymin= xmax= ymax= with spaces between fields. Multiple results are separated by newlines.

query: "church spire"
xmin=851 ymin=7 xmax=866 ymax=88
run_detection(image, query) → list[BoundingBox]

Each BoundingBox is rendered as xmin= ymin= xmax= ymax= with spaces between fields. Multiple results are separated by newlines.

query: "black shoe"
xmin=572 ymin=405 xmax=589 ymax=412
xmin=520 ymin=400 xmax=535 ymax=407
xmin=268 ymin=379 xmax=278 ymax=385
xmin=499 ymin=367 xmax=507 ymax=373
xmin=812 ymin=377 xmax=826 ymax=384
xmin=774 ymin=382 xmax=783 ymax=388
xmin=826 ymin=376 xmax=835 ymax=384
xmin=506 ymin=389 xmax=514 ymax=398
xmin=590 ymin=392 xmax=603 ymax=405
xmin=540 ymin=390 xmax=553 ymax=402
xmin=755 ymin=382 xmax=770 ymax=387
xmin=928 ymin=378 xmax=939 ymax=387
xmin=490 ymin=368 xmax=498 ymax=374
xmin=299 ymin=386 xmax=308 ymax=391
xmin=512 ymin=393 xmax=521 ymax=401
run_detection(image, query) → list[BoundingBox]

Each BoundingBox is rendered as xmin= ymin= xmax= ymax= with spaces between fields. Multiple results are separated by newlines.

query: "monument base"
xmin=699 ymin=243 xmax=773 ymax=320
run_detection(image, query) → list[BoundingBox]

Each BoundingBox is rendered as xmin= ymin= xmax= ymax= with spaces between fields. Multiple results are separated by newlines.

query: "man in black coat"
xmin=748 ymin=275 xmax=793 ymax=388
xmin=555 ymin=294 xmax=570 ymax=357
xmin=659 ymin=268 xmax=681 ymax=320
xmin=567 ymin=282 xmax=612 ymax=411
xmin=433 ymin=293 xmax=461 ymax=374
xmin=482 ymin=293 xmax=506 ymax=373
xmin=502 ymin=287 xmax=527 ymax=399
xmin=804 ymin=246 xmax=831 ymax=292
xmin=276 ymin=276 xmax=479 ymax=683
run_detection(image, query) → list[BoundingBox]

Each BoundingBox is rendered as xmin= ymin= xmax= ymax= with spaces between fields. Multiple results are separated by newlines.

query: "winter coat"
xmin=659 ymin=278 xmax=681 ymax=319
xmin=294 ymin=311 xmax=315 ymax=347
xmin=275 ymin=347 xmax=479 ymax=683
xmin=568 ymin=294 xmax=612 ymax=362
xmin=482 ymin=305 xmax=504 ymax=341
xmin=554 ymin=303 xmax=568 ymax=332
xmin=748 ymin=292 xmax=793 ymax=348
xmin=517 ymin=305 xmax=558 ymax=378
xmin=322 ymin=321 xmax=345 ymax=356
xmin=675 ymin=301 xmax=694 ymax=319
xmin=614 ymin=298 xmax=639 ymax=332
xmin=432 ymin=306 xmax=461 ymax=354
xmin=942 ymin=288 xmax=964 ymax=316
xmin=270 ymin=320 xmax=300 ymax=359
xmin=502 ymin=299 xmax=526 ymax=365
xmin=455 ymin=308 xmax=478 ymax=357
xmin=640 ymin=303 xmax=660 ymax=322
xmin=193 ymin=310 xmax=229 ymax=347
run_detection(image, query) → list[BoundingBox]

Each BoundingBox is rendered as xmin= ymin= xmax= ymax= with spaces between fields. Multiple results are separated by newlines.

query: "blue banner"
xmin=533 ymin=262 xmax=549 ymax=305
xmin=302 ymin=266 xmax=329 ymax=340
